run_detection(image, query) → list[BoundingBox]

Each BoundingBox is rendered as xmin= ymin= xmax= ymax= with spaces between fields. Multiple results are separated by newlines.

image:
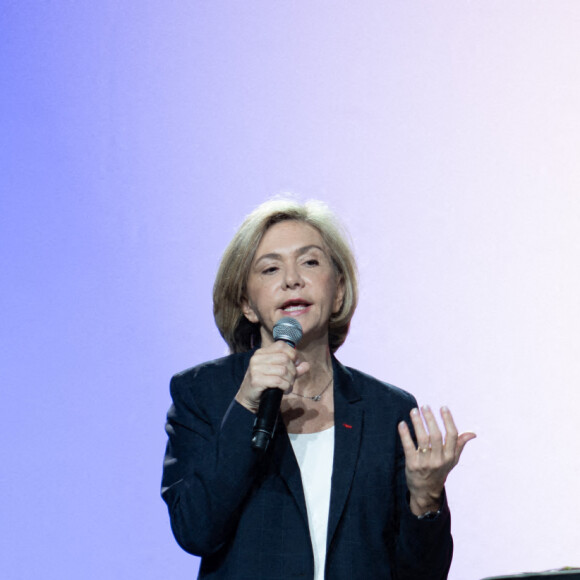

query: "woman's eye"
xmin=304 ymin=259 xmax=319 ymax=267
xmin=262 ymin=266 xmax=278 ymax=274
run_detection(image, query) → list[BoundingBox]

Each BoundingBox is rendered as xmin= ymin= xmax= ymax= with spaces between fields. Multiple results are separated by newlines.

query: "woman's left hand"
xmin=398 ymin=405 xmax=476 ymax=516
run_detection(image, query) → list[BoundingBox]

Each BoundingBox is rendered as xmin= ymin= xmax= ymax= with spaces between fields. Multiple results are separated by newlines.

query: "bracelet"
xmin=417 ymin=509 xmax=441 ymax=520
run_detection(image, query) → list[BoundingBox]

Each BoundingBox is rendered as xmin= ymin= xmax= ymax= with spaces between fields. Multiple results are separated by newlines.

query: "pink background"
xmin=2 ymin=2 xmax=579 ymax=578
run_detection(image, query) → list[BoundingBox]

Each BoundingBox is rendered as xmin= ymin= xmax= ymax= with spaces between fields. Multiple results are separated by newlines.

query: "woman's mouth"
xmin=280 ymin=300 xmax=311 ymax=314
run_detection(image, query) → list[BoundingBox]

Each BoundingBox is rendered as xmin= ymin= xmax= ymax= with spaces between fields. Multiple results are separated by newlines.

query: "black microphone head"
xmin=273 ymin=317 xmax=303 ymax=348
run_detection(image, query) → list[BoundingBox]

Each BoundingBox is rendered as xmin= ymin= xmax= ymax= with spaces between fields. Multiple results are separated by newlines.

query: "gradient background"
xmin=2 ymin=2 xmax=579 ymax=579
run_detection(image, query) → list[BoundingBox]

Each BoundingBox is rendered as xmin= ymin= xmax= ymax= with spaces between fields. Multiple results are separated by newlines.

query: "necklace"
xmin=291 ymin=375 xmax=333 ymax=402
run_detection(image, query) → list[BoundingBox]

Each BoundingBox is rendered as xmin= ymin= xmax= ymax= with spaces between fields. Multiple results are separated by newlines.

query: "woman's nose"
xmin=283 ymin=265 xmax=304 ymax=288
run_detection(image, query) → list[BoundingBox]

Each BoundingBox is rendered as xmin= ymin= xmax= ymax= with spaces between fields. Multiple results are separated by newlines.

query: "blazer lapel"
xmin=268 ymin=358 xmax=364 ymax=544
xmin=271 ymin=422 xmax=309 ymax=528
xmin=326 ymin=359 xmax=363 ymax=547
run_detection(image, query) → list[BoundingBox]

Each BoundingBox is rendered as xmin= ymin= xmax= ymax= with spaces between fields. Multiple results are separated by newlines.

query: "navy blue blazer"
xmin=161 ymin=350 xmax=453 ymax=579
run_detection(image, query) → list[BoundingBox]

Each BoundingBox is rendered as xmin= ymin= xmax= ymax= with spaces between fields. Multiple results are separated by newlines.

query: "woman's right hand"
xmin=235 ymin=342 xmax=310 ymax=413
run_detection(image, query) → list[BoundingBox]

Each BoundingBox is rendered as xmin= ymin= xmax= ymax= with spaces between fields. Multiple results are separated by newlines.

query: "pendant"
xmin=312 ymin=395 xmax=321 ymax=402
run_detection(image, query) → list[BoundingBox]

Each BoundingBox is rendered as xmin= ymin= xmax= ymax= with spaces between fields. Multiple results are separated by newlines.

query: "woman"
xmin=161 ymin=198 xmax=475 ymax=579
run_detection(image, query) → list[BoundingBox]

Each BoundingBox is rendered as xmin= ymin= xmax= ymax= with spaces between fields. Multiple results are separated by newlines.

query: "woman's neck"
xmin=293 ymin=339 xmax=333 ymax=395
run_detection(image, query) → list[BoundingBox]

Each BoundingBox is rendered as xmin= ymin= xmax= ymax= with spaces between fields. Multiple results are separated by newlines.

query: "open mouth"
xmin=280 ymin=299 xmax=311 ymax=313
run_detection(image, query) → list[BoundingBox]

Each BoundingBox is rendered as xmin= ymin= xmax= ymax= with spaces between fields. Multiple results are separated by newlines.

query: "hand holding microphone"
xmin=235 ymin=317 xmax=304 ymax=452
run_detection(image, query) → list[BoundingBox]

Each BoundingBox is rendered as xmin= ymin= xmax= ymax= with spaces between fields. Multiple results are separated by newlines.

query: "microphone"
xmin=251 ymin=317 xmax=303 ymax=452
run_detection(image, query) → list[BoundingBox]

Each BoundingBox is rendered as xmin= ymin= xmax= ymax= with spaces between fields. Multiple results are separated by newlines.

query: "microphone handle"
xmin=251 ymin=337 xmax=295 ymax=452
xmin=251 ymin=388 xmax=283 ymax=452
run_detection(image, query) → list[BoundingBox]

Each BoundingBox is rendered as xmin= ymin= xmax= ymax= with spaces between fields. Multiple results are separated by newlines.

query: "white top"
xmin=288 ymin=427 xmax=335 ymax=580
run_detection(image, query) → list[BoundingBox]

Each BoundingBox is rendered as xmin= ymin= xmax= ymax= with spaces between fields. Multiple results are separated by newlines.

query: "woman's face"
xmin=242 ymin=220 xmax=344 ymax=348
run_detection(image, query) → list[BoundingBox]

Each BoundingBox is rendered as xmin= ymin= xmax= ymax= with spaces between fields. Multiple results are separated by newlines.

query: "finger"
xmin=268 ymin=364 xmax=298 ymax=392
xmin=255 ymin=350 xmax=296 ymax=368
xmin=253 ymin=349 xmax=298 ymax=374
xmin=454 ymin=432 xmax=477 ymax=464
xmin=398 ymin=421 xmax=418 ymax=458
xmin=250 ymin=359 xmax=296 ymax=393
xmin=255 ymin=358 xmax=293 ymax=379
xmin=410 ymin=408 xmax=430 ymax=450
xmin=440 ymin=406 xmax=459 ymax=458
xmin=263 ymin=341 xmax=298 ymax=361
xmin=421 ymin=405 xmax=443 ymax=451
xmin=276 ymin=340 xmax=298 ymax=358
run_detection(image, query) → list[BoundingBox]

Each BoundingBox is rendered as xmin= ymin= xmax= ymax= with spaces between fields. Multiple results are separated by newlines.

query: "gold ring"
xmin=419 ymin=447 xmax=428 ymax=453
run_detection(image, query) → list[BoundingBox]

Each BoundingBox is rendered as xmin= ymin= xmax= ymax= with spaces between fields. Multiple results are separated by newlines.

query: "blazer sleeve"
xmin=160 ymin=362 xmax=262 ymax=557
xmin=393 ymin=396 xmax=453 ymax=580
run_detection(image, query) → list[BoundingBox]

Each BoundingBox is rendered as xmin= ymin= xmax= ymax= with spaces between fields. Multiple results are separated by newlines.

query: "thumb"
xmin=295 ymin=360 xmax=310 ymax=377
xmin=454 ymin=432 xmax=477 ymax=464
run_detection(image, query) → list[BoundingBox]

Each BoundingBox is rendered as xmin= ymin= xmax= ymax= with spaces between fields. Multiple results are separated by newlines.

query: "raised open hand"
xmin=398 ymin=405 xmax=476 ymax=516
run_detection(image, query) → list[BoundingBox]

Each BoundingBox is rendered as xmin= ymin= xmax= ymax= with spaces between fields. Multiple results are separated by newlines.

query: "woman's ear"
xmin=332 ymin=275 xmax=346 ymax=314
xmin=241 ymin=297 xmax=259 ymax=324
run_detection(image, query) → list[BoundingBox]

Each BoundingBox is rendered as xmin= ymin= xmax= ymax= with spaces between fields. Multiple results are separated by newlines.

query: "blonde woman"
xmin=161 ymin=198 xmax=475 ymax=579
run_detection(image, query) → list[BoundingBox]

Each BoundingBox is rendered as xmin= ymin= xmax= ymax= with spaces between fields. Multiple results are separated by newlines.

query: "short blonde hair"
xmin=213 ymin=197 xmax=358 ymax=353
